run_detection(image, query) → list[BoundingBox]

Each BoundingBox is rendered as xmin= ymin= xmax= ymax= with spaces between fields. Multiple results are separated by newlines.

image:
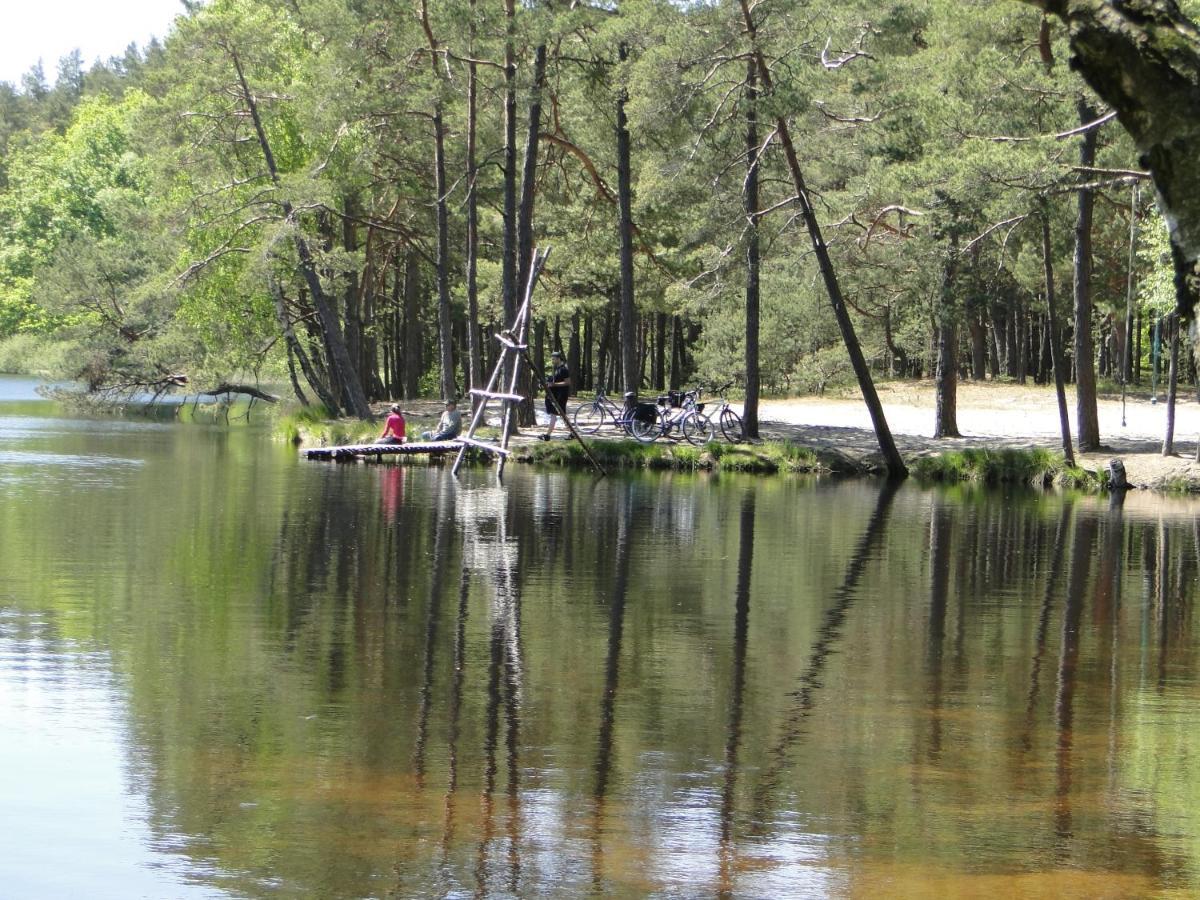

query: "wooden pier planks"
xmin=301 ymin=440 xmax=481 ymax=462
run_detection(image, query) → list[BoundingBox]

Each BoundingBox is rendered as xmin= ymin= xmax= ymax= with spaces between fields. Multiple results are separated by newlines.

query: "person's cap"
xmin=390 ymin=403 xmax=400 ymax=412
xmin=445 ymin=399 xmax=456 ymax=406
xmin=551 ymin=350 xmax=564 ymax=358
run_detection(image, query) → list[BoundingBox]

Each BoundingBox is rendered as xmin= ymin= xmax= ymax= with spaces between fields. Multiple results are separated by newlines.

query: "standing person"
xmin=540 ymin=350 xmax=571 ymax=441
xmin=376 ymin=404 xmax=406 ymax=444
xmin=421 ymin=399 xmax=463 ymax=441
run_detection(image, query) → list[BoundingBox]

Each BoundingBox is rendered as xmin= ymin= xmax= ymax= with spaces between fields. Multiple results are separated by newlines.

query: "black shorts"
xmin=545 ymin=389 xmax=568 ymax=414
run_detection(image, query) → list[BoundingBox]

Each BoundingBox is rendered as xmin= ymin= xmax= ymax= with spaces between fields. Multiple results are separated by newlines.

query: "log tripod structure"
xmin=453 ymin=246 xmax=606 ymax=478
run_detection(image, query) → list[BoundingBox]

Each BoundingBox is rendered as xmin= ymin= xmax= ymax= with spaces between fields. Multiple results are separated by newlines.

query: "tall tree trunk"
xmin=739 ymin=0 xmax=905 ymax=476
xmin=582 ymin=312 xmax=592 ymax=390
xmin=403 ymin=251 xmax=422 ymax=399
xmin=653 ymin=312 xmax=666 ymax=389
xmin=1163 ymin=313 xmax=1181 ymax=454
xmin=360 ymin=227 xmax=384 ymax=400
xmin=501 ymin=0 xmax=518 ymax=402
xmin=465 ymin=0 xmax=483 ymax=405
xmin=1074 ymin=98 xmax=1101 ymax=450
xmin=969 ymin=314 xmax=987 ymax=381
xmin=616 ymin=42 xmax=639 ymax=397
xmin=432 ymin=107 xmax=456 ymax=400
xmin=1043 ymin=211 xmax=1076 ymax=466
xmin=420 ymin=2 xmax=456 ymax=402
xmin=229 ymin=45 xmax=370 ymax=418
xmin=569 ymin=311 xmax=582 ymax=392
xmin=512 ymin=43 xmax=547 ymax=430
xmin=743 ymin=59 xmax=761 ymax=438
xmin=670 ymin=315 xmax=683 ymax=390
xmin=934 ymin=244 xmax=961 ymax=438
xmin=1016 ymin=297 xmax=1029 ymax=384
xmin=342 ymin=199 xmax=363 ymax=386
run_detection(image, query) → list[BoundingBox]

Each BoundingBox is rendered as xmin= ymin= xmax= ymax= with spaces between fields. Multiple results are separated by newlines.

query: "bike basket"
xmin=695 ymin=402 xmax=705 ymax=414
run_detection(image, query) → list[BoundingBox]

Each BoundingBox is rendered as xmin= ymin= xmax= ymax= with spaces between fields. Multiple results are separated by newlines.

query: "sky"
xmin=0 ymin=0 xmax=184 ymax=87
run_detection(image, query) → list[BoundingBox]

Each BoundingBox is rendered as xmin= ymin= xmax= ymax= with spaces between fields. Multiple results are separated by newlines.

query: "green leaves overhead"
xmin=0 ymin=0 xmax=1170 ymax=396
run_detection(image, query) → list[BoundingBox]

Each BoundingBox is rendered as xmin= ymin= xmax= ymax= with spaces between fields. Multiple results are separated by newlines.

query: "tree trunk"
xmin=1016 ymin=297 xmax=1029 ymax=384
xmin=402 ymin=251 xmax=422 ymax=399
xmin=653 ymin=312 xmax=666 ymax=389
xmin=342 ymin=200 xmax=363 ymax=388
xmin=739 ymin=0 xmax=905 ymax=477
xmin=465 ymin=0 xmax=483 ymax=406
xmin=569 ymin=311 xmax=582 ymax=392
xmin=582 ymin=312 xmax=593 ymax=390
xmin=229 ymin=45 xmax=370 ymax=418
xmin=1164 ymin=314 xmax=1181 ymax=454
xmin=934 ymin=245 xmax=961 ymax=438
xmin=1030 ymin=0 xmax=1200 ymax=324
xmin=616 ymin=42 xmax=639 ymax=397
xmin=432 ymin=106 xmax=456 ymax=401
xmin=512 ymin=43 xmax=547 ymax=430
xmin=1043 ymin=211 xmax=1075 ymax=466
xmin=670 ymin=315 xmax=683 ymax=390
xmin=743 ymin=59 xmax=761 ymax=438
xmin=501 ymin=0 xmax=519 ymax=402
xmin=969 ymin=315 xmax=987 ymax=380
xmin=1074 ymin=98 xmax=1101 ymax=451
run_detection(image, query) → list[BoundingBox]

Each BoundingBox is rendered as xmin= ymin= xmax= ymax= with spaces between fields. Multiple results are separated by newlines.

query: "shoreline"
xmin=288 ymin=381 xmax=1200 ymax=493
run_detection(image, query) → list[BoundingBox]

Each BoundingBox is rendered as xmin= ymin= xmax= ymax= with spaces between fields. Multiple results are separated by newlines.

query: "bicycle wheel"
xmin=682 ymin=412 xmax=715 ymax=446
xmin=630 ymin=412 xmax=660 ymax=443
xmin=719 ymin=408 xmax=745 ymax=443
xmin=572 ymin=402 xmax=607 ymax=434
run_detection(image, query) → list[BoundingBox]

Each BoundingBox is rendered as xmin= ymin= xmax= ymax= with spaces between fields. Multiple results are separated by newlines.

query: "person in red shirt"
xmin=376 ymin=404 xmax=406 ymax=444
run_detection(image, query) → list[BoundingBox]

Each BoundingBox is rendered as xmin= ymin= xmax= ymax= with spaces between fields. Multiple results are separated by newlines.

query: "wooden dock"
xmin=301 ymin=440 xmax=488 ymax=462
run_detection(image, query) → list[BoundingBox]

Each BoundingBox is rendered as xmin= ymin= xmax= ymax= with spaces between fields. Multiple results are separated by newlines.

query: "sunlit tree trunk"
xmin=616 ymin=42 xmax=638 ymax=396
xmin=1074 ymin=99 xmax=1101 ymax=450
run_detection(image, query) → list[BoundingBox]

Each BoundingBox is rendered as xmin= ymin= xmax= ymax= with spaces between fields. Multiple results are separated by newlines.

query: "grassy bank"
xmin=518 ymin=438 xmax=826 ymax=474
xmin=283 ymin=411 xmax=1117 ymax=491
xmin=910 ymin=448 xmax=1107 ymax=490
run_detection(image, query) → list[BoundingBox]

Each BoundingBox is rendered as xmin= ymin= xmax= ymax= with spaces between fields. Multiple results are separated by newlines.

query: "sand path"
xmin=757 ymin=382 xmax=1200 ymax=488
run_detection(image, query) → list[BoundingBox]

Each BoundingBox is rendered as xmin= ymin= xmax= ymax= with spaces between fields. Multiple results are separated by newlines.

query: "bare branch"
xmin=820 ymin=32 xmax=875 ymax=70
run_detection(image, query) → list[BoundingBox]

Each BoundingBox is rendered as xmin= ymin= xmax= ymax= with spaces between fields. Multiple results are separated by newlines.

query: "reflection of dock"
xmin=301 ymin=440 xmax=495 ymax=462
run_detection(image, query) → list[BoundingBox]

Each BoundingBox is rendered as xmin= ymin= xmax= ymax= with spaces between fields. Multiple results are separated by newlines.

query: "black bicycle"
xmin=572 ymin=390 xmax=658 ymax=440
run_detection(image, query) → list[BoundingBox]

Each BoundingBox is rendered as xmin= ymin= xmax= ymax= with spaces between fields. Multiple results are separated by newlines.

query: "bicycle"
xmin=571 ymin=390 xmax=659 ymax=439
xmin=689 ymin=381 xmax=744 ymax=443
xmin=635 ymin=387 xmax=714 ymax=445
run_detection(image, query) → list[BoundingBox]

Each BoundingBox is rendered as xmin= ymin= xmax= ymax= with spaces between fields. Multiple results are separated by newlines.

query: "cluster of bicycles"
xmin=571 ymin=381 xmax=745 ymax=445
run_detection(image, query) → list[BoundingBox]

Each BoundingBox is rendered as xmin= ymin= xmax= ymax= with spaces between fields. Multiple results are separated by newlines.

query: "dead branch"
xmin=199 ymin=383 xmax=280 ymax=403
xmin=820 ymin=32 xmax=875 ymax=70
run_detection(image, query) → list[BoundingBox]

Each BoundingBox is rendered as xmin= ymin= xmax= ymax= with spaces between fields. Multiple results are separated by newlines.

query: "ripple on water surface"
xmin=0 ymin=611 xmax=227 ymax=898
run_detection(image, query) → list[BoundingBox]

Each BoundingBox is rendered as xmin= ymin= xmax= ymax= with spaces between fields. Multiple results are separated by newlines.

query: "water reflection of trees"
xmin=39 ymin=460 xmax=1200 ymax=897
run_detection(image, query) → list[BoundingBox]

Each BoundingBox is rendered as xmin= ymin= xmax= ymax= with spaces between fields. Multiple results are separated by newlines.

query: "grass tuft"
xmin=521 ymin=438 xmax=825 ymax=474
xmin=912 ymin=448 xmax=1106 ymax=490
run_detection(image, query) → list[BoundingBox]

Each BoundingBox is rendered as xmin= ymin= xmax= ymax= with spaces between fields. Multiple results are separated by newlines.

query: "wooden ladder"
xmin=453 ymin=248 xmax=550 ymax=478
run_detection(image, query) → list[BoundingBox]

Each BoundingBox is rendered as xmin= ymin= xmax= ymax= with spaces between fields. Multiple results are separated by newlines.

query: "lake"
xmin=3 ymin=374 xmax=1200 ymax=898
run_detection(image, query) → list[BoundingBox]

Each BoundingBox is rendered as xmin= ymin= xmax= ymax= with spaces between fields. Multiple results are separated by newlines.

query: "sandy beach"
xmin=758 ymin=381 xmax=1200 ymax=489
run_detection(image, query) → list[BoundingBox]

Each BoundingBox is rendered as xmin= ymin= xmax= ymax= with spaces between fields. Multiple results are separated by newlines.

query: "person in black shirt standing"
xmin=540 ymin=350 xmax=571 ymax=441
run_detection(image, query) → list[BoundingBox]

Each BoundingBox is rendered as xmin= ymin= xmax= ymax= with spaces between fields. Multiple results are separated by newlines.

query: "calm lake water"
xmin=4 ymin=374 xmax=1200 ymax=898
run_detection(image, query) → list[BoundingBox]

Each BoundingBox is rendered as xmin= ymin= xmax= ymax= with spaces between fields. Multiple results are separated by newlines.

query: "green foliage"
xmin=0 ymin=0 xmax=1170 ymax=416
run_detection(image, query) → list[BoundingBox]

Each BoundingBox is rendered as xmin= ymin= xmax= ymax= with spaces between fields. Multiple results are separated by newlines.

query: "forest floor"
xmin=759 ymin=380 xmax=1200 ymax=490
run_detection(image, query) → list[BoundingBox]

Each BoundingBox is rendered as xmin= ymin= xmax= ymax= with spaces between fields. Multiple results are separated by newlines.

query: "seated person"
xmin=422 ymin=399 xmax=463 ymax=441
xmin=376 ymin=404 xmax=406 ymax=444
